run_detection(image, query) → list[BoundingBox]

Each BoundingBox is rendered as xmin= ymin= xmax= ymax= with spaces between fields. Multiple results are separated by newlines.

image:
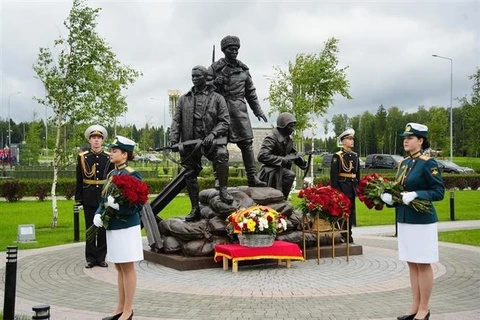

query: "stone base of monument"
xmin=143 ymin=243 xmax=363 ymax=271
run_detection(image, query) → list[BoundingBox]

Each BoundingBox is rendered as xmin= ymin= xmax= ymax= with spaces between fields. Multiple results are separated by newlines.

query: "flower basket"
xmin=297 ymin=185 xmax=351 ymax=224
xmin=238 ymin=234 xmax=276 ymax=247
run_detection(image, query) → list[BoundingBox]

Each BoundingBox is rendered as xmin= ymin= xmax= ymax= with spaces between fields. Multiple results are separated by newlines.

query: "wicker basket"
xmin=238 ymin=234 xmax=275 ymax=247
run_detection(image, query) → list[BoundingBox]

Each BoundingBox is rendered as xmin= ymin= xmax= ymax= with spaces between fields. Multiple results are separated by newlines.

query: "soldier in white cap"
xmin=75 ymin=124 xmax=114 ymax=268
xmin=330 ymin=128 xmax=360 ymax=243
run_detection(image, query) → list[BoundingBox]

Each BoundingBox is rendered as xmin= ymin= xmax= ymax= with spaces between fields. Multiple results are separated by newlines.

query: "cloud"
xmin=1 ymin=0 xmax=479 ymax=139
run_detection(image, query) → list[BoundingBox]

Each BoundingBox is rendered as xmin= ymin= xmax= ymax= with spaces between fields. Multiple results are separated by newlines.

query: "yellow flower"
xmin=247 ymin=219 xmax=256 ymax=232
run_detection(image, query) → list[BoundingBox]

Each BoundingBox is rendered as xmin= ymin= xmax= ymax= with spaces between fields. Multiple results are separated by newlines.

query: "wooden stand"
xmin=302 ymin=212 xmax=350 ymax=264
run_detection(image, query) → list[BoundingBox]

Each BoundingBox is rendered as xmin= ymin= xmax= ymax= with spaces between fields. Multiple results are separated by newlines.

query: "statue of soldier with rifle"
xmin=257 ymin=112 xmax=309 ymax=200
xmin=208 ymin=35 xmax=268 ymax=188
xmin=169 ymin=65 xmax=233 ymax=222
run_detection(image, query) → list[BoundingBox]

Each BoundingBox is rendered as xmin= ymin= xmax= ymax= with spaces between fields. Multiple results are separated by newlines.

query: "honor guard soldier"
xmin=75 ymin=125 xmax=114 ymax=268
xmin=330 ymin=128 xmax=360 ymax=243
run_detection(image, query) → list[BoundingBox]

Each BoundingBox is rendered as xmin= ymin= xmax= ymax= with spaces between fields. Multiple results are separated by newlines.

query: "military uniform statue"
xmin=330 ymin=128 xmax=360 ymax=243
xmin=257 ymin=113 xmax=307 ymax=200
xmin=207 ymin=35 xmax=267 ymax=187
xmin=75 ymin=125 xmax=114 ymax=268
xmin=170 ymin=65 xmax=233 ymax=222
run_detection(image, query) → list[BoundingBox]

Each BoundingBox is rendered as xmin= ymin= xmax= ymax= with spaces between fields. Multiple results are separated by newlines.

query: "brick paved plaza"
xmin=1 ymin=222 xmax=479 ymax=320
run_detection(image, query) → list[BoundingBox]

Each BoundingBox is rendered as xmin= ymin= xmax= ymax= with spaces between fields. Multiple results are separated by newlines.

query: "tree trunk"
xmin=50 ymin=114 xmax=62 ymax=228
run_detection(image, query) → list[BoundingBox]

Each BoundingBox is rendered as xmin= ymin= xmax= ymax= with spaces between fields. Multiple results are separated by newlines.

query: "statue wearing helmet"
xmin=207 ymin=35 xmax=267 ymax=188
xmin=257 ymin=112 xmax=307 ymax=200
xmin=75 ymin=124 xmax=114 ymax=268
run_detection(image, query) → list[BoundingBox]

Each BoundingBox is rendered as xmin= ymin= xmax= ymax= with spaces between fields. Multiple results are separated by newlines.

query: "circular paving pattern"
xmin=1 ymin=237 xmax=479 ymax=320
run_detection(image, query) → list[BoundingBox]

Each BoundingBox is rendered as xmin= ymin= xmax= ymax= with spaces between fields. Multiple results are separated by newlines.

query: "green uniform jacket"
xmin=395 ymin=153 xmax=445 ymax=224
xmin=95 ymin=163 xmax=143 ymax=230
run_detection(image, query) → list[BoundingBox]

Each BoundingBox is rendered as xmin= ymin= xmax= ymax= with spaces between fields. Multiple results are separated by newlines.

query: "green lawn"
xmin=1 ymin=190 xmax=479 ymax=250
xmin=438 ymin=229 xmax=480 ymax=246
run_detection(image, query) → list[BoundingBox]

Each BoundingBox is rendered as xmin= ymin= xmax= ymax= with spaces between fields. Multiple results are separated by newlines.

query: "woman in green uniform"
xmin=381 ymin=123 xmax=444 ymax=320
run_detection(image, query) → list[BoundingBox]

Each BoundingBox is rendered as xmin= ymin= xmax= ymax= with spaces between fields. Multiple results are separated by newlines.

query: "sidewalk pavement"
xmin=1 ymin=221 xmax=479 ymax=320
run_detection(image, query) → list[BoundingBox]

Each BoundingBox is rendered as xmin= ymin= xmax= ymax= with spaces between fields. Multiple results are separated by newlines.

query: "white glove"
xmin=107 ymin=195 xmax=120 ymax=210
xmin=93 ymin=214 xmax=103 ymax=227
xmin=380 ymin=193 xmax=393 ymax=206
xmin=402 ymin=191 xmax=418 ymax=205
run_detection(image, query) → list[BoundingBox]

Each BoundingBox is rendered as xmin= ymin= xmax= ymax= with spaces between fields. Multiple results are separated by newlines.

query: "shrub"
xmin=33 ymin=184 xmax=49 ymax=201
xmin=64 ymin=184 xmax=77 ymax=200
xmin=1 ymin=180 xmax=25 ymax=202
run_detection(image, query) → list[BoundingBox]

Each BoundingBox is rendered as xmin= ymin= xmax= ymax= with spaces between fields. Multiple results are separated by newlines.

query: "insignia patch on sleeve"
xmin=431 ymin=168 xmax=439 ymax=176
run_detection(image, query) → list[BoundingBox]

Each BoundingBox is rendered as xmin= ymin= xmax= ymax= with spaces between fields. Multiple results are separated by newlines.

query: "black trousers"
xmin=337 ymin=181 xmax=357 ymax=240
xmin=84 ymin=204 xmax=107 ymax=263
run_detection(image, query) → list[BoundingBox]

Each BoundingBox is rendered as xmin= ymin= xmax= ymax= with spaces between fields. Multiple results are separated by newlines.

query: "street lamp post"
xmin=432 ymin=54 xmax=453 ymax=161
xmin=150 ymin=97 xmax=167 ymax=147
xmin=8 ymin=91 xmax=22 ymax=147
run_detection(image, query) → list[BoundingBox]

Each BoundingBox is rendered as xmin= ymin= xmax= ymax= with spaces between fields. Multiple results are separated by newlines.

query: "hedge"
xmin=1 ymin=174 xmax=479 ymax=202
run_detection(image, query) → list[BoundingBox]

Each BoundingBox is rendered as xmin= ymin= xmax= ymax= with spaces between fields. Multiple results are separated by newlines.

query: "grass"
xmin=1 ymin=190 xmax=479 ymax=250
xmin=438 ymin=229 xmax=480 ymax=246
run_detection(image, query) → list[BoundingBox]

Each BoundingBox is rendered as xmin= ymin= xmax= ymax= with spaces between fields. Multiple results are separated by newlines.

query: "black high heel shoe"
xmin=414 ymin=310 xmax=430 ymax=320
xmin=397 ymin=314 xmax=416 ymax=320
xmin=126 ymin=311 xmax=134 ymax=320
xmin=102 ymin=312 xmax=122 ymax=320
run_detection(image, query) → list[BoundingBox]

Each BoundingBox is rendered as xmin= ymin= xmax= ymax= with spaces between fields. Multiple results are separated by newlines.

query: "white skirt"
xmin=398 ymin=222 xmax=438 ymax=263
xmin=106 ymin=225 xmax=144 ymax=263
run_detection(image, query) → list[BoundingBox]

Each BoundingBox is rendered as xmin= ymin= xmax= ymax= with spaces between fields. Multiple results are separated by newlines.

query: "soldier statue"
xmin=75 ymin=125 xmax=114 ymax=268
xmin=208 ymin=35 xmax=267 ymax=188
xmin=170 ymin=65 xmax=233 ymax=222
xmin=330 ymin=128 xmax=360 ymax=243
xmin=257 ymin=112 xmax=308 ymax=200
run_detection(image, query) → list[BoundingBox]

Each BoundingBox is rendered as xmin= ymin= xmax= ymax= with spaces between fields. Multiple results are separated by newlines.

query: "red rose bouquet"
xmin=86 ymin=174 xmax=149 ymax=242
xmin=356 ymin=173 xmax=431 ymax=213
xmin=297 ymin=185 xmax=351 ymax=223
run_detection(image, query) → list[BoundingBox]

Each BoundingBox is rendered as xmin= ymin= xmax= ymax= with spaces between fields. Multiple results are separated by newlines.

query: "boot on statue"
xmin=185 ymin=178 xmax=201 ymax=222
xmin=240 ymin=144 xmax=267 ymax=187
xmin=216 ymin=164 xmax=234 ymax=204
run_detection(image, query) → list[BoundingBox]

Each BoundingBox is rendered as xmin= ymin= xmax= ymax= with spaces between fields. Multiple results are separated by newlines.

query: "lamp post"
xmin=432 ymin=54 xmax=453 ymax=161
xmin=8 ymin=91 xmax=21 ymax=147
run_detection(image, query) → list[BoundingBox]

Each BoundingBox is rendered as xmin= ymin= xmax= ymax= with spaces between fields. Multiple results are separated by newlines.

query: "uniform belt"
xmin=83 ymin=179 xmax=106 ymax=185
xmin=338 ymin=173 xmax=356 ymax=178
xmin=224 ymin=95 xmax=244 ymax=100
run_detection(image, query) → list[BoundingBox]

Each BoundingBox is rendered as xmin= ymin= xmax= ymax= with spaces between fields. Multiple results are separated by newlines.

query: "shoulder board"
xmin=419 ymin=155 xmax=430 ymax=161
xmin=335 ymin=150 xmax=343 ymax=155
xmin=79 ymin=151 xmax=88 ymax=156
xmin=103 ymin=151 xmax=110 ymax=155
xmin=125 ymin=166 xmax=135 ymax=173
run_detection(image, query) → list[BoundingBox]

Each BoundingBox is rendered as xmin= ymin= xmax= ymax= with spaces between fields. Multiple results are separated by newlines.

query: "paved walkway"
xmin=1 ymin=221 xmax=479 ymax=320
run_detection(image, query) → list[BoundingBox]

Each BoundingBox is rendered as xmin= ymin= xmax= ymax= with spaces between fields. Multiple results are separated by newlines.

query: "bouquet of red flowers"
xmin=356 ymin=173 xmax=431 ymax=213
xmin=297 ymin=185 xmax=351 ymax=223
xmin=86 ymin=174 xmax=149 ymax=242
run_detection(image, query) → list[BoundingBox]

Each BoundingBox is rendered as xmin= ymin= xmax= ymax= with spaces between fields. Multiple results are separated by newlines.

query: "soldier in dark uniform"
xmin=170 ymin=65 xmax=233 ymax=222
xmin=75 ymin=125 xmax=114 ymax=268
xmin=207 ymin=35 xmax=267 ymax=188
xmin=330 ymin=128 xmax=360 ymax=243
xmin=257 ymin=112 xmax=307 ymax=200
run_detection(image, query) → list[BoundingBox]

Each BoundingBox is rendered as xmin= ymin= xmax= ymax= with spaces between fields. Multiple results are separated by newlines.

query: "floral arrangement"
xmin=356 ymin=173 xmax=430 ymax=213
xmin=226 ymin=205 xmax=287 ymax=235
xmin=297 ymin=185 xmax=351 ymax=223
xmin=86 ymin=174 xmax=149 ymax=242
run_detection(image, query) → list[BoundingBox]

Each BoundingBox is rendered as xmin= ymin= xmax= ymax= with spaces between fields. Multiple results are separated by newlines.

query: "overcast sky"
xmin=1 ymin=0 xmax=479 ymax=138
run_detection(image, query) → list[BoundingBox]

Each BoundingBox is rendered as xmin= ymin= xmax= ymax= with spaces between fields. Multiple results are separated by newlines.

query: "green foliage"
xmin=266 ymin=37 xmax=352 ymax=135
xmin=32 ymin=0 xmax=141 ymax=221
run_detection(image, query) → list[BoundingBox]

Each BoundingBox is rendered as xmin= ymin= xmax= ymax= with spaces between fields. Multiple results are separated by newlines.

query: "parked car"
xmin=436 ymin=160 xmax=475 ymax=174
xmin=144 ymin=154 xmax=162 ymax=163
xmin=366 ymin=154 xmax=403 ymax=169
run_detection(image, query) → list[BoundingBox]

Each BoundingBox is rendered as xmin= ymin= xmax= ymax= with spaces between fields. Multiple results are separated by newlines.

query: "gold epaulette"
xmin=335 ymin=150 xmax=343 ymax=155
xmin=419 ymin=155 xmax=430 ymax=161
xmin=79 ymin=151 xmax=89 ymax=156
xmin=104 ymin=150 xmax=110 ymax=155
xmin=125 ymin=166 xmax=135 ymax=173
